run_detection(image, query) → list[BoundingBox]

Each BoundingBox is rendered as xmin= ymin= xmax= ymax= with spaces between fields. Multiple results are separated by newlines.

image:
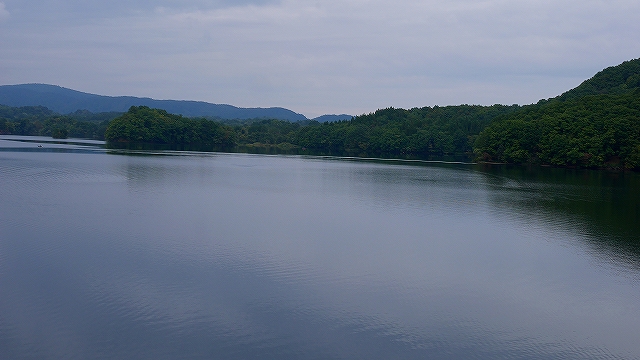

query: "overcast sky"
xmin=0 ymin=0 xmax=638 ymax=117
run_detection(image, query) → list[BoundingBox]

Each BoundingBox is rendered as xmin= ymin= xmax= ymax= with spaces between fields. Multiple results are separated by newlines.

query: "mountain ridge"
xmin=0 ymin=83 xmax=314 ymax=121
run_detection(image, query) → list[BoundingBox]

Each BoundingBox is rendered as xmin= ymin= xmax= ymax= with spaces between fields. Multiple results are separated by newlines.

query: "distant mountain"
xmin=0 ymin=84 xmax=308 ymax=121
xmin=312 ymin=114 xmax=353 ymax=122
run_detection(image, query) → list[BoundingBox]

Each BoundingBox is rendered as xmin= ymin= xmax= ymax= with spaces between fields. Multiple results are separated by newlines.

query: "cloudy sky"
xmin=0 ymin=0 xmax=638 ymax=118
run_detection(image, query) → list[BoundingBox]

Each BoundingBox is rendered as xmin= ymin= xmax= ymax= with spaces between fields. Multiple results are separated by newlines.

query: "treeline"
xmin=105 ymin=104 xmax=521 ymax=157
xmin=294 ymin=105 xmax=519 ymax=156
xmin=0 ymin=105 xmax=115 ymax=139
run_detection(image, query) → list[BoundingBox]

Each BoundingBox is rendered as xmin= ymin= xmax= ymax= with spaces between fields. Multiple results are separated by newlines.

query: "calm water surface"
xmin=1 ymin=136 xmax=639 ymax=359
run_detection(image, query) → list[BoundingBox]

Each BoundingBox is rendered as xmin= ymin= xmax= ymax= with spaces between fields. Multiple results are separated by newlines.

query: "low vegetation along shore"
xmin=2 ymin=59 xmax=640 ymax=170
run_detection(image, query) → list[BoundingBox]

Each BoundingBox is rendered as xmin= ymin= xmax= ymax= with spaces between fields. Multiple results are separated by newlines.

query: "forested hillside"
xmin=556 ymin=58 xmax=640 ymax=100
xmin=475 ymin=58 xmax=640 ymax=169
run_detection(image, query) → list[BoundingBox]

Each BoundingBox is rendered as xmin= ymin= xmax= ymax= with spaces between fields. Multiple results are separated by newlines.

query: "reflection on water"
xmin=477 ymin=164 xmax=640 ymax=271
xmin=1 ymin=136 xmax=640 ymax=359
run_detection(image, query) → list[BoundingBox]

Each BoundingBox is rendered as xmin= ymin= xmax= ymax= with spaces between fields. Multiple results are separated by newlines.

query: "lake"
xmin=1 ymin=136 xmax=639 ymax=359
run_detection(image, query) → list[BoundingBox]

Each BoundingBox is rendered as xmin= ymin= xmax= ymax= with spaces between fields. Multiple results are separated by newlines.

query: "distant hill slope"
xmin=0 ymin=84 xmax=308 ymax=121
xmin=311 ymin=114 xmax=353 ymax=122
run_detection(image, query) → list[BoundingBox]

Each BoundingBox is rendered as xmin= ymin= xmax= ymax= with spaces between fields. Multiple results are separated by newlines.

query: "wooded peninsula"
xmin=2 ymin=58 xmax=639 ymax=170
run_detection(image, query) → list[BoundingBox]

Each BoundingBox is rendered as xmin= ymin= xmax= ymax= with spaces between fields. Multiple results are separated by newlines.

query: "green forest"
xmin=2 ymin=58 xmax=640 ymax=170
xmin=0 ymin=105 xmax=115 ymax=139
xmin=103 ymin=104 xmax=520 ymax=157
xmin=475 ymin=59 xmax=640 ymax=169
xmin=104 ymin=106 xmax=236 ymax=149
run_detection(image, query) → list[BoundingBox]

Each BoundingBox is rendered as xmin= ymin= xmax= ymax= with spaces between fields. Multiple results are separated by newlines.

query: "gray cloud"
xmin=0 ymin=0 xmax=639 ymax=117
